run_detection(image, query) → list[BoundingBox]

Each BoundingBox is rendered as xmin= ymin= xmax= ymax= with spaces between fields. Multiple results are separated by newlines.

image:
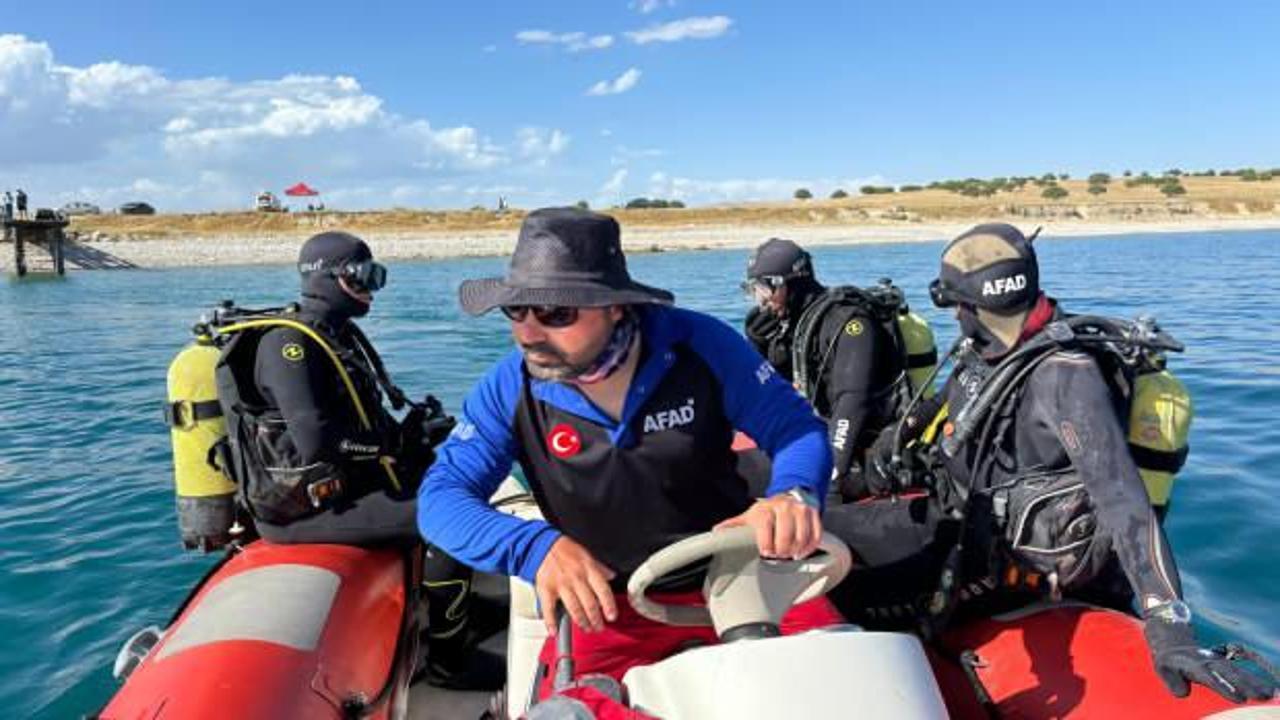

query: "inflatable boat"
xmin=98 ymin=487 xmax=1276 ymax=719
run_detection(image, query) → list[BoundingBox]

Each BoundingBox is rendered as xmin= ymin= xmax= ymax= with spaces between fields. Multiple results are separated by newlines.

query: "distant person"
xmin=3 ymin=191 xmax=12 ymax=222
xmin=741 ymin=238 xmax=937 ymax=502
xmin=15 ymin=189 xmax=27 ymax=219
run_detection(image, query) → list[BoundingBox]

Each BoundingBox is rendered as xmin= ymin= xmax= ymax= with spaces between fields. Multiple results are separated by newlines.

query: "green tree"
xmin=899 ymin=185 xmax=923 ymax=192
xmin=1042 ymin=185 xmax=1069 ymax=200
xmin=1160 ymin=182 xmax=1186 ymax=196
xmin=1088 ymin=173 xmax=1111 ymax=185
xmin=830 ymin=189 xmax=849 ymax=199
xmin=575 ymin=200 xmax=590 ymax=210
xmin=625 ymin=197 xmax=652 ymax=209
xmin=1087 ymin=184 xmax=1107 ymax=195
xmin=794 ymin=188 xmax=813 ymax=200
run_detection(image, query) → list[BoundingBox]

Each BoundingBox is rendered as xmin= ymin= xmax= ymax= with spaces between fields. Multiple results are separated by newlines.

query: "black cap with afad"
xmin=930 ymin=223 xmax=1039 ymax=312
xmin=458 ymin=207 xmax=674 ymax=315
xmin=746 ymin=238 xmax=813 ymax=281
xmin=931 ymin=223 xmax=1042 ymax=356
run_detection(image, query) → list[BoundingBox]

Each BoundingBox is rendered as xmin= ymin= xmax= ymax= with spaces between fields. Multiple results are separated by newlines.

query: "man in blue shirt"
xmin=418 ymin=207 xmax=841 ymax=693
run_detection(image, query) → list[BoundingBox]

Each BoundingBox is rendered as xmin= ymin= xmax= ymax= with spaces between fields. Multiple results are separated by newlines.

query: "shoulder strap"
xmin=345 ymin=322 xmax=410 ymax=410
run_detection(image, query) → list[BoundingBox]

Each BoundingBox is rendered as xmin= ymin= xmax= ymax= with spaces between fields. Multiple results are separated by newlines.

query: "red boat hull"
xmin=99 ymin=542 xmax=412 ymax=720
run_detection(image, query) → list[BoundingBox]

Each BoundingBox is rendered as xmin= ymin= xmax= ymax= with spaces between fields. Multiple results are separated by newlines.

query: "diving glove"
xmin=1144 ymin=615 xmax=1276 ymax=703
xmin=744 ymin=307 xmax=784 ymax=357
xmin=402 ymin=395 xmax=457 ymax=451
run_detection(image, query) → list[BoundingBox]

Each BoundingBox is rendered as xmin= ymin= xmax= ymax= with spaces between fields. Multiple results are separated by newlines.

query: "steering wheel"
xmin=626 ymin=526 xmax=852 ymax=639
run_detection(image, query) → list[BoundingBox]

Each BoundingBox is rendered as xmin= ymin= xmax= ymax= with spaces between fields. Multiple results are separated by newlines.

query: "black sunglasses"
xmin=500 ymin=305 xmax=580 ymax=328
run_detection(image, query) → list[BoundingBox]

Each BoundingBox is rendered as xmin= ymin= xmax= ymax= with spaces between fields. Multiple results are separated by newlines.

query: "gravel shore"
xmin=5 ymin=217 xmax=1280 ymax=272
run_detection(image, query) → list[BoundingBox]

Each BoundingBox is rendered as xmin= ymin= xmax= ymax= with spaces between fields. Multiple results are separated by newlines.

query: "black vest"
xmin=514 ymin=343 xmax=752 ymax=583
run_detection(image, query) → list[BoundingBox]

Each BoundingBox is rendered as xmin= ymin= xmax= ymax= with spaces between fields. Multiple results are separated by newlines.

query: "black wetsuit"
xmin=825 ymin=306 xmax=1183 ymax=627
xmin=746 ymin=283 xmax=904 ymax=499
xmin=248 ymin=305 xmax=422 ymax=545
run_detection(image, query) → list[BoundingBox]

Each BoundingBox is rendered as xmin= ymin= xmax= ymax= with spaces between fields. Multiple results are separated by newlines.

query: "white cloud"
xmin=517 ymin=127 xmax=571 ymax=165
xmin=612 ymin=145 xmax=665 ymax=165
xmin=482 ymin=44 xmax=498 ymax=53
xmin=587 ymin=68 xmax=642 ymax=96
xmin=625 ymin=16 xmax=732 ymax=45
xmin=515 ymin=30 xmax=614 ymax=52
xmin=0 ymin=33 xmax=571 ymax=210
xmin=599 ymin=168 xmax=629 ymax=200
xmin=631 ymin=0 xmax=676 ymax=14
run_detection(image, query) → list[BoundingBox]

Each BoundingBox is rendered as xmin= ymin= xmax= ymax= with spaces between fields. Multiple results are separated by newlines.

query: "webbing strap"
xmin=1128 ymin=442 xmax=1189 ymax=475
xmin=907 ymin=349 xmax=938 ymax=369
xmin=163 ymin=399 xmax=223 ymax=429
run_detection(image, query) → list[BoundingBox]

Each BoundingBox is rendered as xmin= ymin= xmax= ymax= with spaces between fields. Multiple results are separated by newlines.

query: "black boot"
xmin=422 ymin=640 xmax=506 ymax=691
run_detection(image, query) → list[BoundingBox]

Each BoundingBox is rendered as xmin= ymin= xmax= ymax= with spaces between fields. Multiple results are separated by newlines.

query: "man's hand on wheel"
xmin=535 ymin=536 xmax=618 ymax=635
xmin=715 ymin=492 xmax=822 ymax=560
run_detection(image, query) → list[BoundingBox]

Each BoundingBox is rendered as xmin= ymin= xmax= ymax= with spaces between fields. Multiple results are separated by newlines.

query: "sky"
xmin=1 ymin=0 xmax=1278 ymax=212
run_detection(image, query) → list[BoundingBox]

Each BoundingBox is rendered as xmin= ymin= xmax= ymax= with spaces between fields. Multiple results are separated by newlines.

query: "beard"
xmin=521 ymin=341 xmax=597 ymax=381
xmin=520 ymin=314 xmax=616 ymax=381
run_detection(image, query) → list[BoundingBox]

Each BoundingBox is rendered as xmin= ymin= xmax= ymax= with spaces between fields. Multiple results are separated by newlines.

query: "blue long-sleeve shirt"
xmin=418 ymin=305 xmax=832 ymax=584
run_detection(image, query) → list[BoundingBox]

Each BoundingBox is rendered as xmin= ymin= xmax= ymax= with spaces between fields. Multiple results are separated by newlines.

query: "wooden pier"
xmin=3 ymin=215 xmax=69 ymax=277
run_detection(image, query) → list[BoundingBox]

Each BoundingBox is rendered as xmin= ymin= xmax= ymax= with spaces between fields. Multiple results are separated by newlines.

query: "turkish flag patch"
xmin=547 ymin=422 xmax=583 ymax=459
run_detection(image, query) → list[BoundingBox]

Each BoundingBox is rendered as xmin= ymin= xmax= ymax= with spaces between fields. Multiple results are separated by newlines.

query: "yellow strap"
xmin=919 ymin=402 xmax=950 ymax=445
xmin=216 ymin=318 xmax=401 ymax=492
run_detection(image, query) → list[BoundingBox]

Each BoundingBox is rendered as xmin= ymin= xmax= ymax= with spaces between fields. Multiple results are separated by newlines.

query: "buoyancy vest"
xmin=165 ymin=303 xmax=402 ymax=547
xmin=791 ymin=281 xmax=938 ymax=414
xmin=512 ymin=342 xmax=751 ymax=585
xmin=935 ymin=315 xmax=1192 ymax=587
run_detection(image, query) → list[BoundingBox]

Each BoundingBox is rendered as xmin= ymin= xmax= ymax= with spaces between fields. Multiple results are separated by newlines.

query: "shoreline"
xmin=5 ymin=216 xmax=1280 ymax=271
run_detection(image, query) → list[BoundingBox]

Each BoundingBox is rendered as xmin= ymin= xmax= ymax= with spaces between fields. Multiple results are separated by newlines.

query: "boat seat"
xmin=492 ymin=477 xmax=549 ymax=717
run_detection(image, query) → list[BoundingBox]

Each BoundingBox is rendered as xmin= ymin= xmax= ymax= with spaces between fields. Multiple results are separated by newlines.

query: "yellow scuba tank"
xmin=1127 ymin=365 xmax=1192 ymax=508
xmin=165 ymin=332 xmax=237 ymax=551
xmin=896 ymin=310 xmax=938 ymax=398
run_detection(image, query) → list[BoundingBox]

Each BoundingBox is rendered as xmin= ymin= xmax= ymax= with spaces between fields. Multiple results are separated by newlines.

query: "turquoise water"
xmin=2 ymin=230 xmax=1278 ymax=718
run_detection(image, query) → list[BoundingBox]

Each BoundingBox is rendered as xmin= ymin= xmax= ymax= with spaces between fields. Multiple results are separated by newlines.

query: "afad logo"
xmin=547 ymin=423 xmax=582 ymax=459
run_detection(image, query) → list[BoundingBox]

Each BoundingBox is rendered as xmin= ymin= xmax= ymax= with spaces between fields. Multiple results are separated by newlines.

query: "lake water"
xmin=2 ymin=229 xmax=1277 ymax=718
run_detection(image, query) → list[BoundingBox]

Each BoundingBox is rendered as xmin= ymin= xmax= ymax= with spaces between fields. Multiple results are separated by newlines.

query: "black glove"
xmin=744 ymin=307 xmax=783 ymax=355
xmin=1145 ymin=618 xmax=1276 ymax=703
xmin=863 ymin=427 xmax=901 ymax=497
xmin=402 ymin=395 xmax=456 ymax=450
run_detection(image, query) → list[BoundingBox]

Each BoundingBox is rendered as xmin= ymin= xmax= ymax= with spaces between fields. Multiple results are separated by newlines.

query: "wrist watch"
xmin=784 ymin=487 xmax=820 ymax=510
xmin=1145 ymin=599 xmax=1193 ymax=624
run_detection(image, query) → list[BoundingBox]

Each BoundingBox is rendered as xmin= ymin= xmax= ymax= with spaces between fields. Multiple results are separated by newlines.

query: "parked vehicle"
xmin=119 ymin=202 xmax=156 ymax=215
xmin=61 ymin=201 xmax=101 ymax=216
xmin=254 ymin=191 xmax=282 ymax=212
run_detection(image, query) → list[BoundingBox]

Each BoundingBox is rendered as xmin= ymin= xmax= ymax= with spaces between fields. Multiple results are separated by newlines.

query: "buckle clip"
xmin=306 ymin=477 xmax=345 ymax=508
xmin=163 ymin=401 xmax=196 ymax=430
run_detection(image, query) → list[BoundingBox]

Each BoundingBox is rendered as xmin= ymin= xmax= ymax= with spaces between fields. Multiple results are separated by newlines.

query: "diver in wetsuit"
xmin=219 ymin=231 xmax=501 ymax=690
xmin=823 ymin=223 xmax=1275 ymax=704
xmin=742 ymin=239 xmax=918 ymax=501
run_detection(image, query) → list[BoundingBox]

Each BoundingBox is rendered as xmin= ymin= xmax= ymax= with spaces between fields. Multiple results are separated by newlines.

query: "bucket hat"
xmin=459 ymin=207 xmax=674 ymax=315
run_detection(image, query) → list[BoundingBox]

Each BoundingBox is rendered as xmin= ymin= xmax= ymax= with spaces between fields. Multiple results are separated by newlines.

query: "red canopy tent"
xmin=284 ymin=182 xmax=319 ymax=197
